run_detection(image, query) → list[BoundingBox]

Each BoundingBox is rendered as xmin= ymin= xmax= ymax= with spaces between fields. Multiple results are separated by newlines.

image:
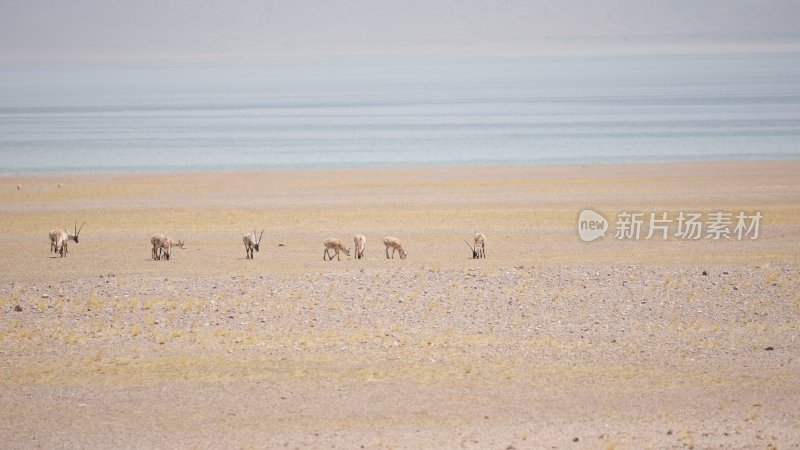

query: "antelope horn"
xmin=259 ymin=228 xmax=264 ymax=243
xmin=463 ymin=239 xmax=475 ymax=252
xmin=77 ymin=222 xmax=85 ymax=235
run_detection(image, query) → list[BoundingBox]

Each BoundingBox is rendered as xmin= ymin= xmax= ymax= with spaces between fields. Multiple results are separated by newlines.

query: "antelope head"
xmin=74 ymin=222 xmax=85 ymax=243
xmin=344 ymin=247 xmax=351 ymax=257
xmin=175 ymin=240 xmax=185 ymax=249
xmin=254 ymin=229 xmax=264 ymax=252
xmin=464 ymin=239 xmax=476 ymax=259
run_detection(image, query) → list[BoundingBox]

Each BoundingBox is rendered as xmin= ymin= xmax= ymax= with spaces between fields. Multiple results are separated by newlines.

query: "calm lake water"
xmin=1 ymin=53 xmax=799 ymax=173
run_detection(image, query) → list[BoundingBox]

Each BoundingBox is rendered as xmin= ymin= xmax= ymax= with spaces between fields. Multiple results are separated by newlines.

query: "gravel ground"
xmin=1 ymin=264 xmax=798 ymax=448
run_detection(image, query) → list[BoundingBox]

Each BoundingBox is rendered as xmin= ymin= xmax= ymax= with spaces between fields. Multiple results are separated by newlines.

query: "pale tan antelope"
xmin=52 ymin=222 xmax=84 ymax=257
xmin=163 ymin=237 xmax=185 ymax=260
xmin=323 ymin=238 xmax=350 ymax=261
xmin=151 ymin=234 xmax=184 ymax=261
xmin=243 ymin=229 xmax=264 ymax=259
xmin=474 ymin=233 xmax=485 ymax=258
xmin=383 ymin=236 xmax=407 ymax=259
xmin=464 ymin=233 xmax=485 ymax=259
xmin=354 ymin=234 xmax=366 ymax=259
xmin=150 ymin=234 xmax=166 ymax=260
xmin=49 ymin=223 xmax=80 ymax=253
xmin=49 ymin=229 xmax=61 ymax=253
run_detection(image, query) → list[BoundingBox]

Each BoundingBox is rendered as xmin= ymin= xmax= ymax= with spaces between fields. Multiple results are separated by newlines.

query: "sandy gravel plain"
xmin=1 ymin=160 xmax=799 ymax=449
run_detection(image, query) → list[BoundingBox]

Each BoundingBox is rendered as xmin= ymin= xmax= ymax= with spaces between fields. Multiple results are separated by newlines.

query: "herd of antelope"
xmin=320 ymin=235 xmax=412 ymax=261
xmin=47 ymin=224 xmax=487 ymax=261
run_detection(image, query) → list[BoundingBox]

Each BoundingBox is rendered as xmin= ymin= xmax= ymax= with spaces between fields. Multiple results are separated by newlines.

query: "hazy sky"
xmin=1 ymin=0 xmax=799 ymax=63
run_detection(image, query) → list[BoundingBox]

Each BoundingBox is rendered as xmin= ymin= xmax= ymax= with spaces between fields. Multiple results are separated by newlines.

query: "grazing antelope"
xmin=49 ymin=223 xmax=81 ymax=253
xmin=163 ymin=237 xmax=185 ymax=260
xmin=150 ymin=234 xmax=166 ymax=260
xmin=151 ymin=234 xmax=184 ymax=260
xmin=323 ymin=238 xmax=350 ymax=261
xmin=243 ymin=229 xmax=264 ymax=259
xmin=354 ymin=234 xmax=366 ymax=259
xmin=49 ymin=229 xmax=60 ymax=253
xmin=464 ymin=233 xmax=486 ymax=259
xmin=474 ymin=233 xmax=485 ymax=258
xmin=52 ymin=222 xmax=84 ymax=257
xmin=383 ymin=236 xmax=407 ymax=259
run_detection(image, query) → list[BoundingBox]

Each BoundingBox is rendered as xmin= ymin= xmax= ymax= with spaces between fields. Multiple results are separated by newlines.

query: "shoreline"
xmin=3 ymin=157 xmax=799 ymax=179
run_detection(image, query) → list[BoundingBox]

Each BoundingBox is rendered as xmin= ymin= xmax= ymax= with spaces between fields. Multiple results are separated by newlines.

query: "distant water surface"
xmin=1 ymin=53 xmax=799 ymax=173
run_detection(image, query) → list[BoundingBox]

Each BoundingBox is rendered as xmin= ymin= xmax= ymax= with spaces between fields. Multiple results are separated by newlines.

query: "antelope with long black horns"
xmin=53 ymin=222 xmax=84 ymax=257
xmin=243 ymin=229 xmax=264 ymax=259
xmin=464 ymin=233 xmax=485 ymax=259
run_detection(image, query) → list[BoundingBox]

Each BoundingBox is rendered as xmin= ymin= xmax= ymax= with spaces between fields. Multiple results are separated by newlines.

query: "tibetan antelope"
xmin=464 ymin=233 xmax=485 ymax=259
xmin=163 ymin=236 xmax=185 ymax=260
xmin=243 ymin=229 xmax=264 ymax=259
xmin=323 ymin=238 xmax=350 ymax=261
xmin=354 ymin=234 xmax=366 ymax=259
xmin=383 ymin=236 xmax=407 ymax=259
xmin=49 ymin=223 xmax=80 ymax=253
xmin=51 ymin=222 xmax=84 ymax=257
xmin=151 ymin=234 xmax=184 ymax=261
xmin=49 ymin=229 xmax=60 ymax=253
xmin=150 ymin=234 xmax=166 ymax=260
